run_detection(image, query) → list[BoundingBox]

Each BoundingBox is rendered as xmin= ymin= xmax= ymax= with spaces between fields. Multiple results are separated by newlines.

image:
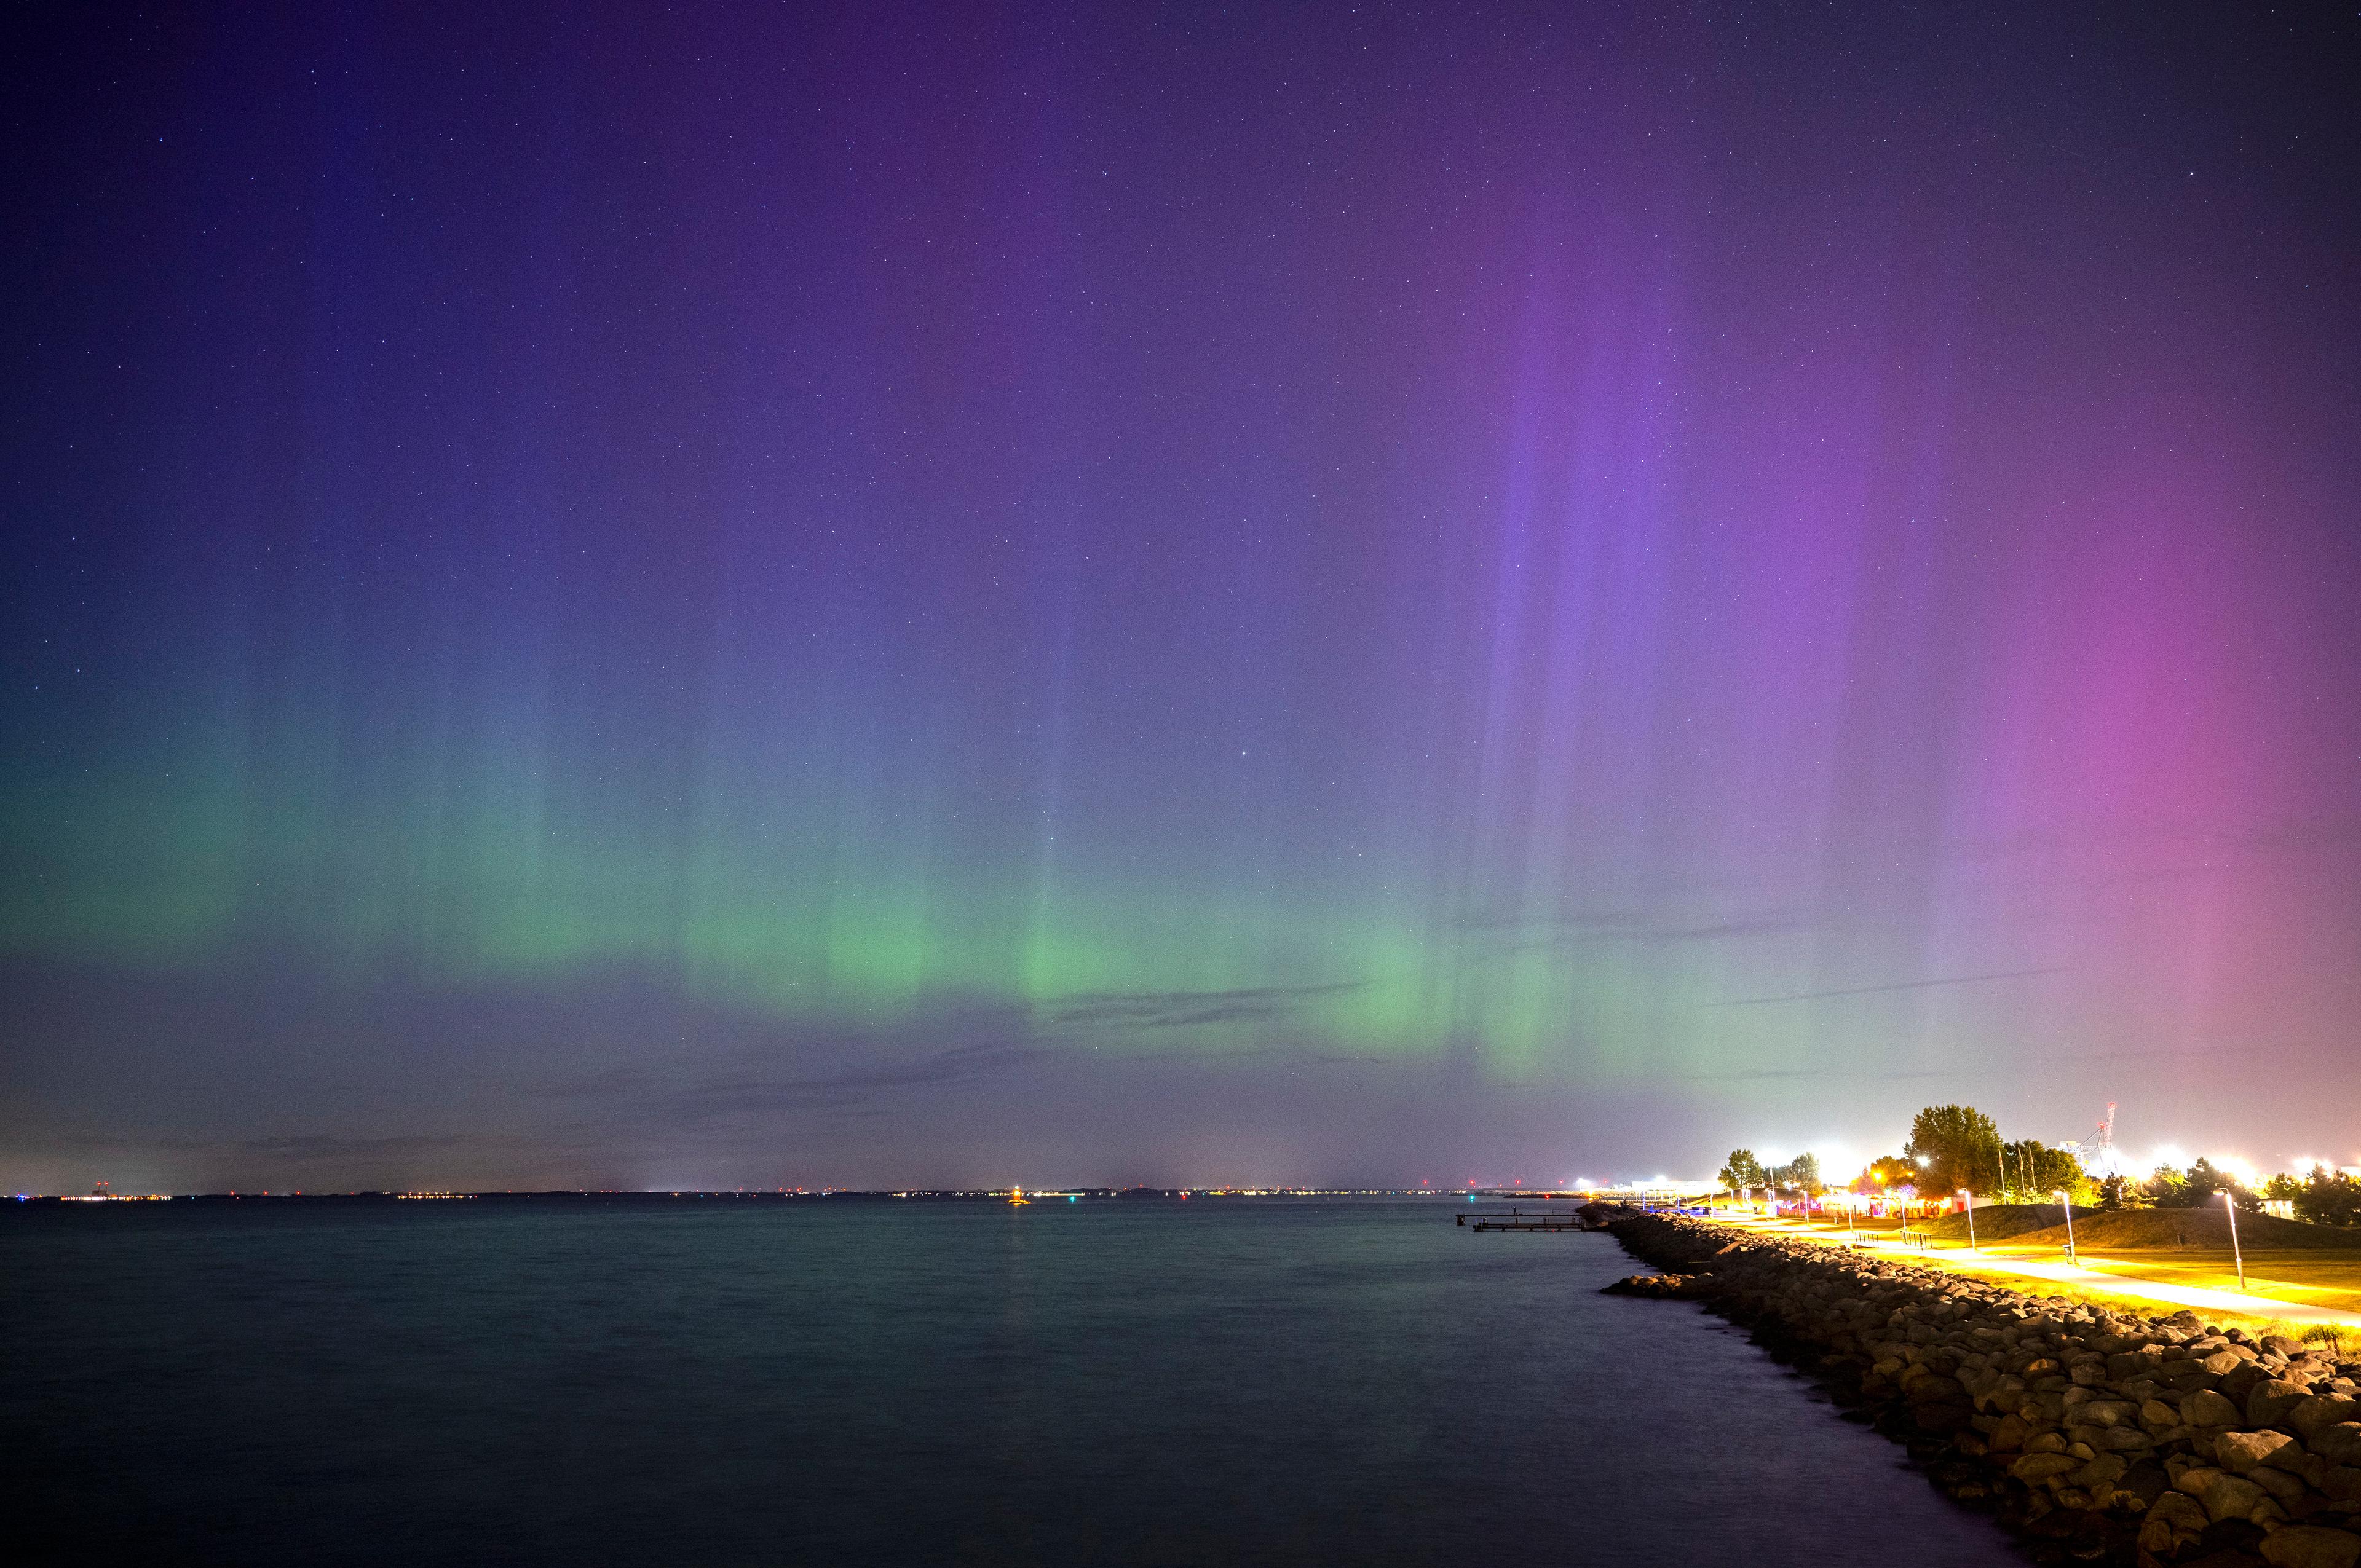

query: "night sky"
xmin=5 ymin=2 xmax=2357 ymax=1194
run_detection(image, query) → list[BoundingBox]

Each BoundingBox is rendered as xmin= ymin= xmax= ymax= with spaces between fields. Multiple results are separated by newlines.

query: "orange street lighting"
xmin=1960 ymin=1188 xmax=1975 ymax=1251
xmin=2054 ymin=1188 xmax=2076 ymax=1262
xmin=2223 ymin=1189 xmax=2245 ymax=1290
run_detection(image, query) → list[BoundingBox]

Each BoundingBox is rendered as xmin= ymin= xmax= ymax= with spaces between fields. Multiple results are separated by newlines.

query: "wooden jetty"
xmin=1456 ymin=1207 xmax=1598 ymax=1232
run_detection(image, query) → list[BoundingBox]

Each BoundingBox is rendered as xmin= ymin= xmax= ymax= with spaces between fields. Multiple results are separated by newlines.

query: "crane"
xmin=2065 ymin=1102 xmax=2122 ymax=1176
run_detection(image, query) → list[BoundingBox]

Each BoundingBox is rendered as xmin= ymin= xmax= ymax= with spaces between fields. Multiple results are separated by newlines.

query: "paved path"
xmin=1713 ymin=1216 xmax=2361 ymax=1328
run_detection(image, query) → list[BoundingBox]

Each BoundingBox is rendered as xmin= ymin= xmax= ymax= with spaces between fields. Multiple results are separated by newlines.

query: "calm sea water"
xmin=6 ymin=1197 xmax=2023 ymax=1566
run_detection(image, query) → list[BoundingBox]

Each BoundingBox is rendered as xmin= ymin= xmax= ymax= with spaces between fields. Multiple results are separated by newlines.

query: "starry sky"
xmin=4 ymin=2 xmax=2357 ymax=1193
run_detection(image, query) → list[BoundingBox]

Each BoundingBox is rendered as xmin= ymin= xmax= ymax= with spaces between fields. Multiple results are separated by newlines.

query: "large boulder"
xmin=2069 ymin=1452 xmax=2127 ymax=1489
xmin=2248 ymin=1464 xmax=2308 ymax=1503
xmin=2117 ymin=1461 xmax=2171 ymax=1507
xmin=2293 ymin=1397 xmax=2361 ymax=1439
xmin=2184 ymin=1388 xmax=2244 ymax=1427
xmin=2141 ymin=1491 xmax=2212 ymax=1556
xmin=1907 ymin=1373 xmax=1968 ymax=1404
xmin=2011 ymin=1452 xmax=2081 ymax=1484
xmin=2262 ymin=1525 xmax=2361 ymax=1568
xmin=1913 ymin=1401 xmax=1973 ymax=1435
xmin=1600 ymin=1272 xmax=1714 ymax=1299
xmin=2316 ymin=1424 xmax=2361 ymax=1467
xmin=2253 ymin=1379 xmax=2318 ymax=1428
xmin=2218 ymin=1430 xmax=2301 ymax=1474
xmin=2157 ymin=1358 xmax=2217 ymax=1390
xmin=2177 ymin=1465 xmax=2271 ymax=1523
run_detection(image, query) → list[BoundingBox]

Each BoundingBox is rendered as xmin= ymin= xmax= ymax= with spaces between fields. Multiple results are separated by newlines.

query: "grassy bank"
xmin=1725 ymin=1209 xmax=2361 ymax=1337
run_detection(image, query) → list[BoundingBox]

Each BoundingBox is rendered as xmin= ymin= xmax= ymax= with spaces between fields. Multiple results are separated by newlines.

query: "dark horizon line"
xmin=10 ymin=1184 xmax=1619 ymax=1204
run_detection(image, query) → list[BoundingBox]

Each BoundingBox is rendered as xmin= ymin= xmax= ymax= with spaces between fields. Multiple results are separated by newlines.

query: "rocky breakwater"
xmin=1606 ymin=1214 xmax=2361 ymax=1568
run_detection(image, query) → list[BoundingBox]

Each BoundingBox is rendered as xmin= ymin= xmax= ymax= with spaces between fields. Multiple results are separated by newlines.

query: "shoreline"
xmin=1607 ymin=1213 xmax=2361 ymax=1567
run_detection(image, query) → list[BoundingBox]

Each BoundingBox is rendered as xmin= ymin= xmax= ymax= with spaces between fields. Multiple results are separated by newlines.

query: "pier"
xmin=1457 ymin=1208 xmax=1593 ymax=1232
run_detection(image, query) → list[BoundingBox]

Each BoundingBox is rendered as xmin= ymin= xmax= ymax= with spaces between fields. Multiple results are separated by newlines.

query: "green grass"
xmin=1717 ymin=1212 xmax=2361 ymax=1330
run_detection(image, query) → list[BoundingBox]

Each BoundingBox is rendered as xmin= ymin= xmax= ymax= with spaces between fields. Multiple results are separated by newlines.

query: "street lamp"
xmin=2055 ymin=1188 xmax=2076 ymax=1262
xmin=2223 ymin=1189 xmax=2246 ymax=1290
xmin=1960 ymin=1188 xmax=1975 ymax=1252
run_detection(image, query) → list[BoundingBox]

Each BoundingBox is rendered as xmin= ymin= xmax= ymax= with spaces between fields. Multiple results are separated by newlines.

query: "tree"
xmin=1718 ymin=1149 xmax=1768 ymax=1194
xmin=2146 ymin=1164 xmax=2189 ymax=1207
xmin=1770 ymin=1152 xmax=1822 ymax=1193
xmin=1854 ymin=1155 xmax=1916 ymax=1195
xmin=2098 ymin=1173 xmax=2149 ymax=1211
xmin=2264 ymin=1173 xmax=2304 ymax=1203
xmin=1905 ymin=1105 xmax=2003 ymax=1194
xmin=2003 ymin=1140 xmax=2089 ymax=1202
xmin=2158 ymin=1158 xmax=2259 ymax=1212
xmin=2293 ymin=1167 xmax=2361 ymax=1227
xmin=1992 ymin=1138 xmax=2087 ymax=1199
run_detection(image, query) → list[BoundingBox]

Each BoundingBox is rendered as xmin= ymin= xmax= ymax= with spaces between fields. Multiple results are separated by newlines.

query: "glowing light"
xmin=2212 ymin=1156 xmax=2262 ymax=1189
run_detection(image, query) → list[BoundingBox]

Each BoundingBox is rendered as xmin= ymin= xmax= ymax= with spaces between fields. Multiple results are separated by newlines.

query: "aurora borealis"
xmin=4 ymin=2 xmax=2357 ymax=1192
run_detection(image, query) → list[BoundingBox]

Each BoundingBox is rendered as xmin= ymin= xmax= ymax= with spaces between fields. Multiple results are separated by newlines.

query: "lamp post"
xmin=2055 ymin=1189 xmax=2076 ymax=1263
xmin=2223 ymin=1189 xmax=2245 ymax=1291
xmin=1961 ymin=1189 xmax=1975 ymax=1252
